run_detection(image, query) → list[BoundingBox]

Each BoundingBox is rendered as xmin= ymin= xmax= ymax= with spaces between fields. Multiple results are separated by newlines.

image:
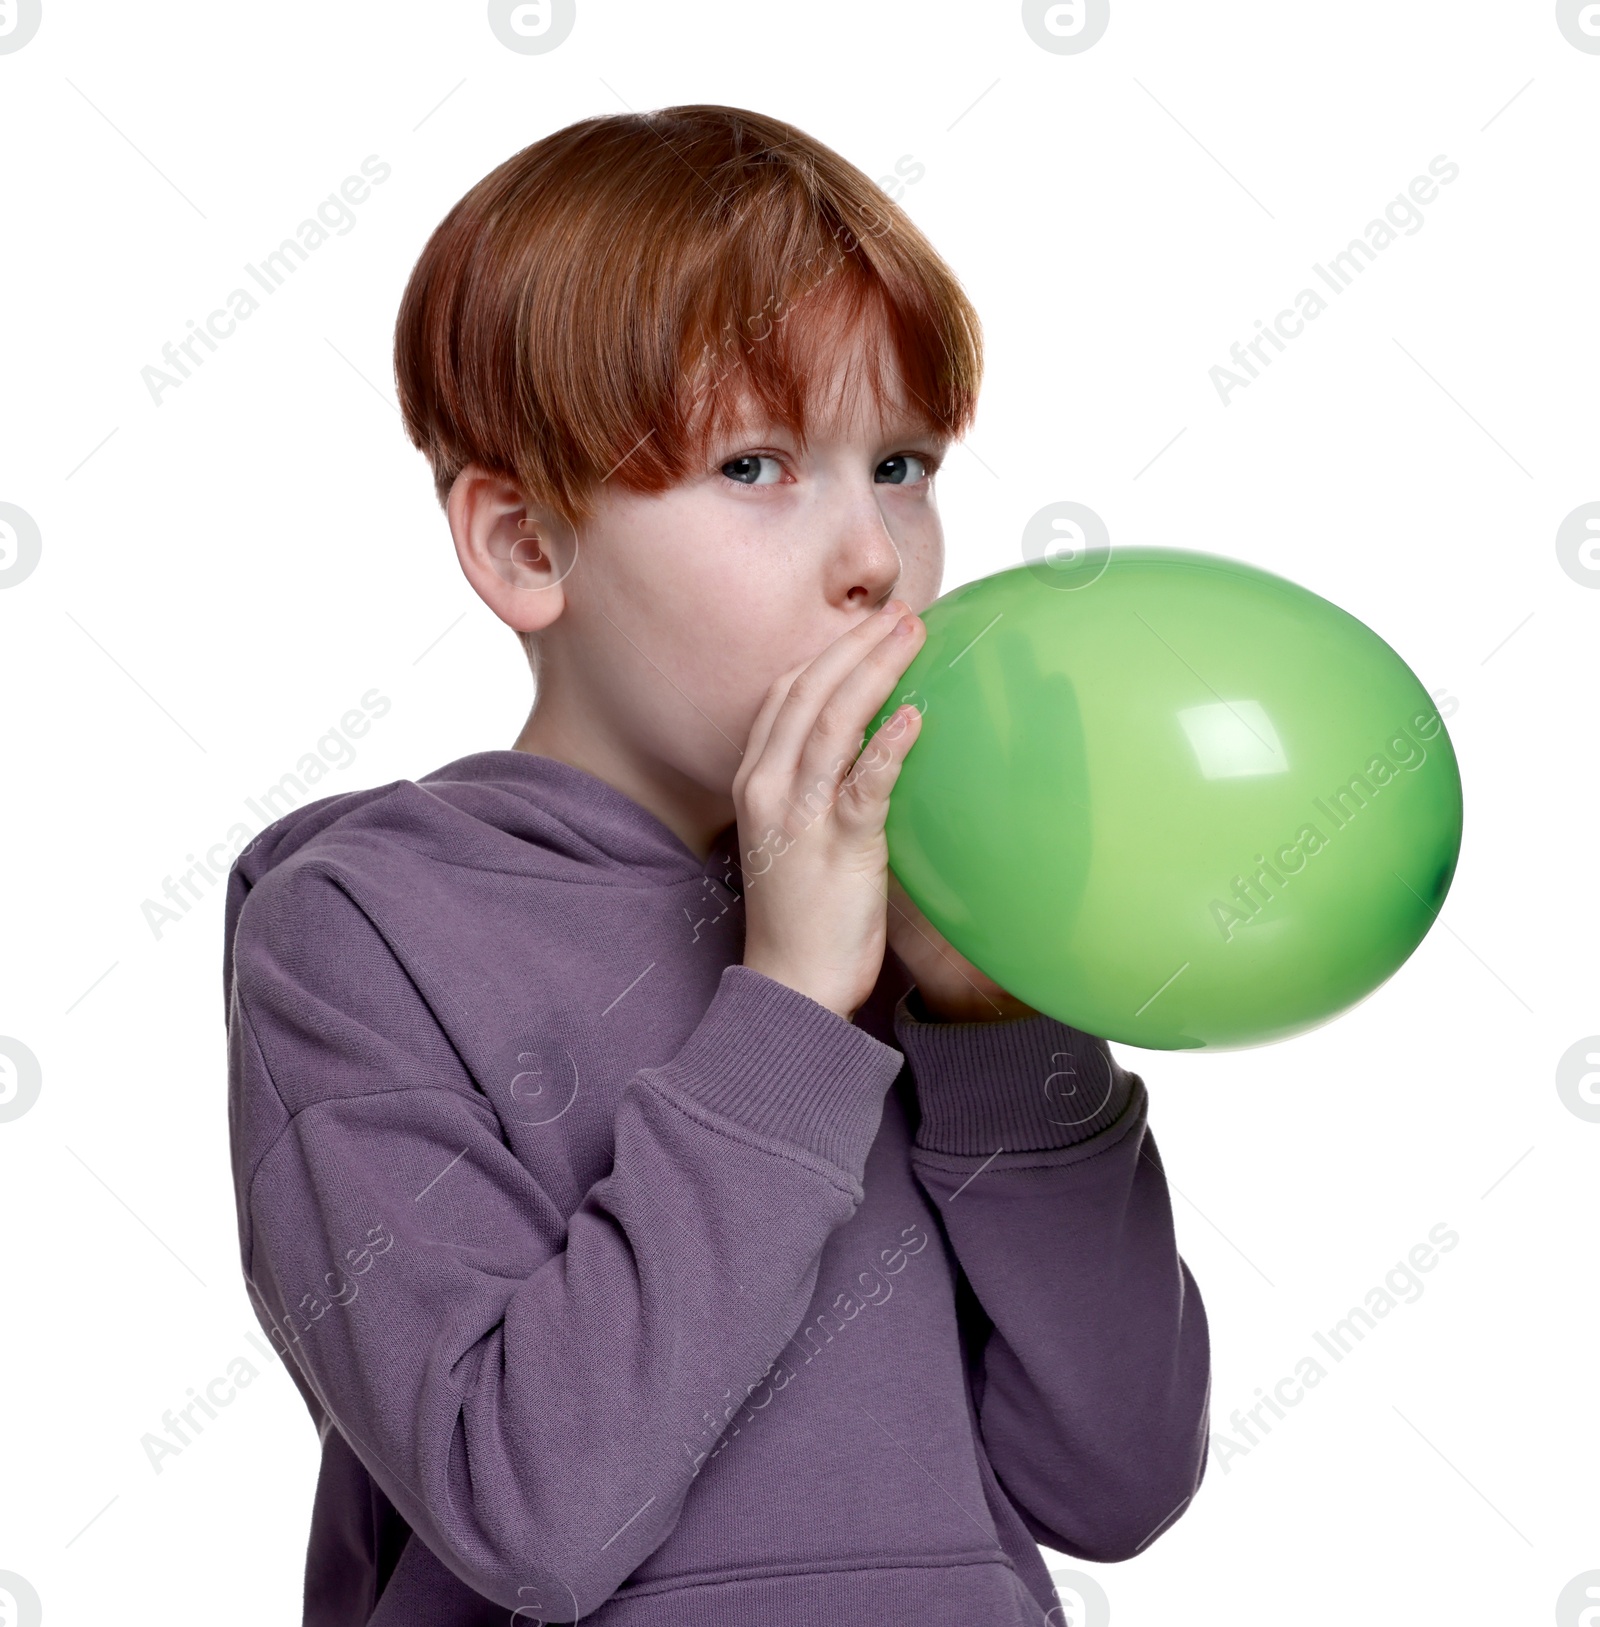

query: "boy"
xmin=224 ymin=104 xmax=1210 ymax=1626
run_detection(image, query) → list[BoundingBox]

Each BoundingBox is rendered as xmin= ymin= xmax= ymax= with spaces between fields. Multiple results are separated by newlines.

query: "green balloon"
xmin=872 ymin=548 xmax=1464 ymax=1050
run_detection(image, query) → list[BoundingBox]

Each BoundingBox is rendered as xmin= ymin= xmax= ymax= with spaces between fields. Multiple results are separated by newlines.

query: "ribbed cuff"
xmin=638 ymin=964 xmax=906 ymax=1183
xmin=893 ymin=991 xmax=1136 ymax=1155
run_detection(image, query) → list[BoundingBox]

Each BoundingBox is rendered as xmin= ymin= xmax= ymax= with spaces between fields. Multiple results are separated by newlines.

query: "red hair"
xmin=393 ymin=104 xmax=984 ymax=530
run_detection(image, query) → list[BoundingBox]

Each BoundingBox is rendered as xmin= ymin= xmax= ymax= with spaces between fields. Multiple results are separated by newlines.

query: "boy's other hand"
xmin=885 ymin=871 xmax=1039 ymax=1024
xmin=736 ymin=599 xmax=928 ymax=1024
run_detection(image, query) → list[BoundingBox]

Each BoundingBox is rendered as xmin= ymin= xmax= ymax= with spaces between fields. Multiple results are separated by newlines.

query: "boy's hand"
xmin=736 ymin=599 xmax=928 ymax=1024
xmin=886 ymin=871 xmax=1039 ymax=1023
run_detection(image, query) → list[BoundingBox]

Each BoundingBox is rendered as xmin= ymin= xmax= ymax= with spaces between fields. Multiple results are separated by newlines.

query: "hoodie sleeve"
xmin=893 ymin=990 xmax=1212 ymax=1564
xmin=227 ymin=860 xmax=906 ymax=1620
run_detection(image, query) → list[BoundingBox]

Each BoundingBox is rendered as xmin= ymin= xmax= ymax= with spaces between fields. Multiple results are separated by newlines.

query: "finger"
xmin=791 ymin=616 xmax=925 ymax=798
xmin=736 ymin=656 xmax=812 ymax=788
xmin=836 ymin=700 xmax=922 ymax=822
xmin=746 ymin=600 xmax=910 ymax=781
xmin=763 ymin=608 xmax=923 ymax=791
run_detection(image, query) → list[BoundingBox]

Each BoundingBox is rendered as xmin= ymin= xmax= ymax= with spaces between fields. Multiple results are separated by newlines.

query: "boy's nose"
xmin=833 ymin=494 xmax=904 ymax=611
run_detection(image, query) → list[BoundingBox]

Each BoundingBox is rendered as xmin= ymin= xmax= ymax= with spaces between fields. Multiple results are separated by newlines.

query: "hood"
xmin=222 ymin=748 xmax=743 ymax=1016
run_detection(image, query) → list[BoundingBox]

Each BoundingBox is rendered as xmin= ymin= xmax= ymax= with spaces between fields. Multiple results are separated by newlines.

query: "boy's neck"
xmin=511 ymin=711 xmax=736 ymax=866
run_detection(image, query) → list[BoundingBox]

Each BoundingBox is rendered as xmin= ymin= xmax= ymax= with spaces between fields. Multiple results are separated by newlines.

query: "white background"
xmin=1 ymin=3 xmax=1596 ymax=1624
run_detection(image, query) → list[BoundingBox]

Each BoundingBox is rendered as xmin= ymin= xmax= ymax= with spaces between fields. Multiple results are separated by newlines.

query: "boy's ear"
xmin=446 ymin=464 xmax=574 ymax=635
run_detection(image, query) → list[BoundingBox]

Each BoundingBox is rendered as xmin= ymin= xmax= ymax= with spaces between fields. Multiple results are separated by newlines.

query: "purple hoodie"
xmin=223 ymin=749 xmax=1210 ymax=1625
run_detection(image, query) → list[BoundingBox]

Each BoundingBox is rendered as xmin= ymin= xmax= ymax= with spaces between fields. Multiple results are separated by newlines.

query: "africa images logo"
xmin=0 ymin=503 xmax=42 ymax=589
xmin=0 ymin=0 xmax=42 ymax=53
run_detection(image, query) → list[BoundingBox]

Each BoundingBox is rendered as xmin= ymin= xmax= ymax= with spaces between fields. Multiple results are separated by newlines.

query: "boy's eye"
xmin=719 ymin=450 xmax=940 ymax=488
xmin=876 ymin=453 xmax=934 ymax=486
xmin=721 ymin=453 xmax=784 ymax=487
